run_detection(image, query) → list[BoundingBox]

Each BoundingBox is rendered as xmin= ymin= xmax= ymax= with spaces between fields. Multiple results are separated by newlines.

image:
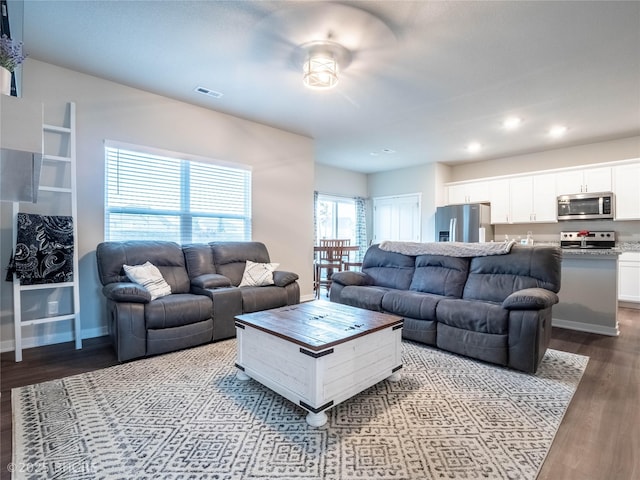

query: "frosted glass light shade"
xmin=303 ymin=55 xmax=338 ymax=90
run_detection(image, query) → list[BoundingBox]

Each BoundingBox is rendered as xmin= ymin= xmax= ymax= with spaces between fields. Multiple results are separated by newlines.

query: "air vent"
xmin=195 ymin=86 xmax=224 ymax=98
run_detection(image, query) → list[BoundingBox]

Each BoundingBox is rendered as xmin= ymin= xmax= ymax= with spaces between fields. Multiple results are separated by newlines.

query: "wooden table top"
xmin=235 ymin=300 xmax=403 ymax=351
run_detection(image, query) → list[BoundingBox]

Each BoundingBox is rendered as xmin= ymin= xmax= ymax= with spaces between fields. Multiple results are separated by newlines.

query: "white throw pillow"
xmin=239 ymin=260 xmax=280 ymax=287
xmin=123 ymin=261 xmax=172 ymax=301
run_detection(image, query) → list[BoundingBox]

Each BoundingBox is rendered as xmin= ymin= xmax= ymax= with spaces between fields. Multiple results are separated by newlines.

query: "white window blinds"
xmin=105 ymin=144 xmax=251 ymax=243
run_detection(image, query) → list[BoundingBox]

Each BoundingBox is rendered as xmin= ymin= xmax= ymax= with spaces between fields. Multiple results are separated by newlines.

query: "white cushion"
xmin=123 ymin=261 xmax=172 ymax=301
xmin=238 ymin=260 xmax=280 ymax=287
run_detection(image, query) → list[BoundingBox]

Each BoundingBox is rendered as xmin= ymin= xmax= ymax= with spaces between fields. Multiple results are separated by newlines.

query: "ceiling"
xmin=20 ymin=0 xmax=640 ymax=174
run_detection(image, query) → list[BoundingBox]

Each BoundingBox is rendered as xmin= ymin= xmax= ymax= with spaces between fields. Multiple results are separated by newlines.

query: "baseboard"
xmin=552 ymin=318 xmax=619 ymax=336
xmin=0 ymin=326 xmax=109 ymax=353
xmin=300 ymin=293 xmax=317 ymax=303
xmin=619 ymin=301 xmax=640 ymax=310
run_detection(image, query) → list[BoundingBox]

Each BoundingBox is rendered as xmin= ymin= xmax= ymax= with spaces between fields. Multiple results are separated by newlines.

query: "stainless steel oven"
xmin=560 ymin=231 xmax=616 ymax=249
xmin=557 ymin=192 xmax=614 ymax=220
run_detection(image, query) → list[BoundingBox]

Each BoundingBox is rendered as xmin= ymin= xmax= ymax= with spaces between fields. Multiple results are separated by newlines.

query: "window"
xmin=316 ymin=194 xmax=357 ymax=242
xmin=105 ymin=143 xmax=251 ymax=243
xmin=315 ymin=193 xmax=368 ymax=261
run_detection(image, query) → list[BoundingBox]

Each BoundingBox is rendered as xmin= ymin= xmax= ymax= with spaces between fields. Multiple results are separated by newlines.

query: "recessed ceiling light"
xmin=502 ymin=116 xmax=522 ymax=130
xmin=370 ymin=148 xmax=396 ymax=156
xmin=548 ymin=125 xmax=568 ymax=138
xmin=466 ymin=142 xmax=482 ymax=153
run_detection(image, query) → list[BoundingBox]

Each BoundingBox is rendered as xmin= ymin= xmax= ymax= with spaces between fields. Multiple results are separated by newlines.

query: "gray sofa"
xmin=329 ymin=244 xmax=562 ymax=373
xmin=96 ymin=240 xmax=300 ymax=361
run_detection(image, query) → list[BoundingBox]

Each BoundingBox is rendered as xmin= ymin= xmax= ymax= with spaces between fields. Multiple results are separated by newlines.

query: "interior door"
xmin=373 ymin=194 xmax=421 ymax=243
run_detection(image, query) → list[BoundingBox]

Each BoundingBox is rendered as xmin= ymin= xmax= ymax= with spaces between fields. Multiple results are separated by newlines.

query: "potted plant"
xmin=0 ymin=34 xmax=27 ymax=95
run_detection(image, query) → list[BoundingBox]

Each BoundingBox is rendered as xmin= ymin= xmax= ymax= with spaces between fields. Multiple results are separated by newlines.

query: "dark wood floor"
xmin=1 ymin=308 xmax=638 ymax=480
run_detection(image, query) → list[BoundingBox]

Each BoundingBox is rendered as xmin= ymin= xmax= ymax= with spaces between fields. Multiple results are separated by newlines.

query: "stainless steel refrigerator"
xmin=435 ymin=203 xmax=494 ymax=242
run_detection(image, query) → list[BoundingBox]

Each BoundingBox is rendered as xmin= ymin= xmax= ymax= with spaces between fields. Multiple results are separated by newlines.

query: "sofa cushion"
xmin=145 ymin=293 xmax=212 ymax=329
xmin=410 ymin=255 xmax=470 ymax=297
xmin=96 ymin=240 xmax=191 ymax=294
xmin=462 ymin=245 xmax=562 ymax=303
xmin=437 ymin=298 xmax=509 ymax=334
xmin=341 ymin=285 xmax=390 ymax=311
xmin=361 ymin=244 xmax=415 ymax=290
xmin=381 ymin=290 xmax=441 ymax=321
xmin=210 ymin=242 xmax=272 ymax=286
xmin=183 ymin=244 xmax=216 ymax=278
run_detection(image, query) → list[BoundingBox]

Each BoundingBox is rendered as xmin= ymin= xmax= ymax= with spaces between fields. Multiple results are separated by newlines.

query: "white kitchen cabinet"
xmin=509 ymin=176 xmax=534 ymax=223
xmin=447 ymin=180 xmax=489 ymax=205
xmin=505 ymin=173 xmax=557 ymax=224
xmin=613 ymin=162 xmax=640 ymax=220
xmin=489 ymin=178 xmax=510 ymax=224
xmin=618 ymin=252 xmax=640 ymax=303
xmin=532 ymin=173 xmax=557 ymax=222
xmin=556 ymin=167 xmax=611 ymax=195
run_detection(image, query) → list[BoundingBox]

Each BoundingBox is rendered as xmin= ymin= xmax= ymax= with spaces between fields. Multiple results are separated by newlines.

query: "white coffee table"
xmin=234 ymin=300 xmax=403 ymax=427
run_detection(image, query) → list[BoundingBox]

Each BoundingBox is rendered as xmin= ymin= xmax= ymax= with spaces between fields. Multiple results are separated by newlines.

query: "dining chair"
xmin=342 ymin=250 xmax=363 ymax=271
xmin=314 ymin=239 xmax=349 ymax=298
xmin=343 ymin=239 xmax=372 ymax=271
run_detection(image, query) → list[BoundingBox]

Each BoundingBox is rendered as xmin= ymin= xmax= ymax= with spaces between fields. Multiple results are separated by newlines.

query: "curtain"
xmin=354 ymin=196 xmax=367 ymax=261
xmin=313 ymin=190 xmax=319 ymax=248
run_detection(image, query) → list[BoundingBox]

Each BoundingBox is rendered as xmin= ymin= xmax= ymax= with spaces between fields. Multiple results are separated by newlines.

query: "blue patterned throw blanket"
xmin=379 ymin=240 xmax=516 ymax=257
xmin=7 ymin=213 xmax=74 ymax=285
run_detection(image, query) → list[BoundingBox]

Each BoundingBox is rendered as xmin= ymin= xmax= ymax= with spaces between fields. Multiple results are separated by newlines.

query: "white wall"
xmin=0 ymin=59 xmax=315 ymax=352
xmin=314 ymin=163 xmax=368 ymax=198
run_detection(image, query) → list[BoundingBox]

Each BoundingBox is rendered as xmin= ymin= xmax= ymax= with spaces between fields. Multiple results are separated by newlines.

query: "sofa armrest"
xmin=102 ymin=282 xmax=151 ymax=303
xmin=191 ymin=273 xmax=232 ymax=289
xmin=502 ymin=288 xmax=559 ymax=310
xmin=331 ymin=271 xmax=373 ymax=287
xmin=273 ymin=270 xmax=299 ymax=287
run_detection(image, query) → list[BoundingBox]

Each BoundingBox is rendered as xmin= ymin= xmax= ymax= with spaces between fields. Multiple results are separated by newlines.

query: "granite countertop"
xmin=618 ymin=241 xmax=640 ymax=252
xmin=560 ymin=248 xmax=621 ymax=257
xmin=536 ymin=241 xmax=640 ymax=256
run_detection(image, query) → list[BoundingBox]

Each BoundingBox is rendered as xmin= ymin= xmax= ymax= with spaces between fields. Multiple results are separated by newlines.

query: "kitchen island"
xmin=553 ymin=248 xmax=620 ymax=336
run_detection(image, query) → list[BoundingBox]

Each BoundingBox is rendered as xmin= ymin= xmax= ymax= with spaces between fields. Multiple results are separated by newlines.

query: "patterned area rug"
xmin=12 ymin=340 xmax=588 ymax=480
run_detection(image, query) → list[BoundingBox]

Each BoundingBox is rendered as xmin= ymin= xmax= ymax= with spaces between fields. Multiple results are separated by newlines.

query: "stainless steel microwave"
xmin=557 ymin=192 xmax=614 ymax=220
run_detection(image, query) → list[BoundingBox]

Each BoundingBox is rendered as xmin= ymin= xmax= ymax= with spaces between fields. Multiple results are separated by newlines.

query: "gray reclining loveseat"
xmin=329 ymin=243 xmax=562 ymax=373
xmin=96 ymin=240 xmax=299 ymax=362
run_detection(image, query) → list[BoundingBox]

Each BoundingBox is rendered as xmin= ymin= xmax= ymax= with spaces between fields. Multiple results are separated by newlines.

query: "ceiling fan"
xmin=248 ymin=2 xmax=399 ymax=108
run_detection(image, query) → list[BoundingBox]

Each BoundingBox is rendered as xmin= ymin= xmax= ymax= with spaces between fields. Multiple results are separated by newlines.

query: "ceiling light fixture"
xmin=502 ymin=116 xmax=522 ymax=130
xmin=295 ymin=40 xmax=352 ymax=91
xmin=548 ymin=125 xmax=568 ymax=138
xmin=304 ymin=55 xmax=338 ymax=90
